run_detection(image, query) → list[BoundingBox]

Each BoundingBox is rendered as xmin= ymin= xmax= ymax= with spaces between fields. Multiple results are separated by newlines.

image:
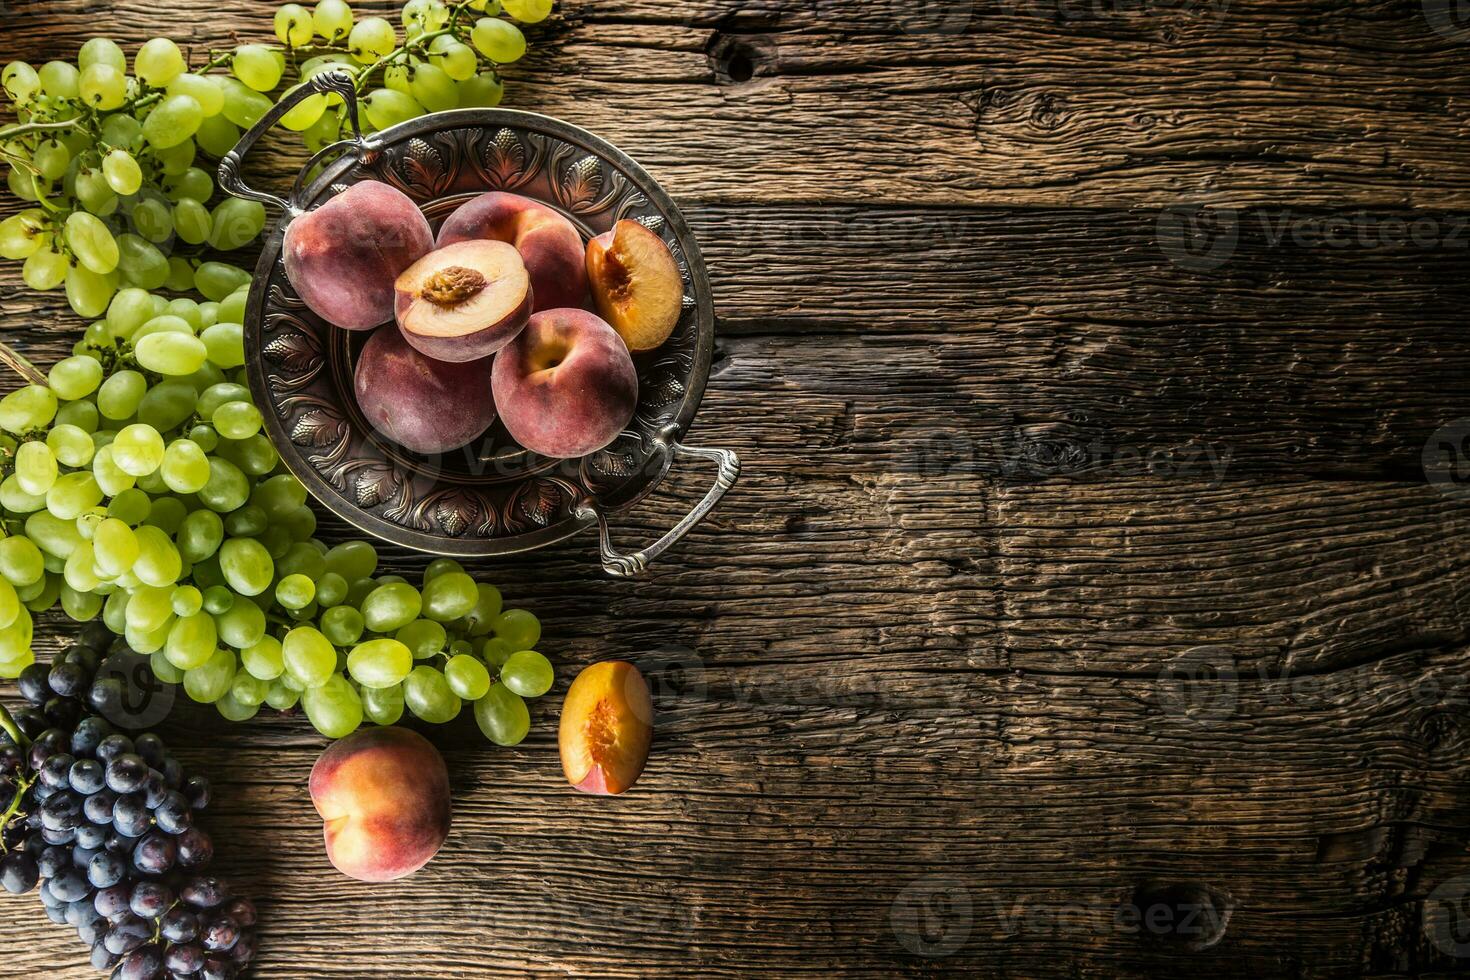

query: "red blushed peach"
xmin=585 ymin=219 xmax=684 ymax=352
xmin=490 ymin=308 xmax=638 ymax=459
xmin=308 ymin=726 xmax=451 ymax=883
xmin=354 ymin=324 xmax=496 ymax=454
xmin=559 ymin=661 xmax=653 ymax=795
xmin=436 ymin=192 xmax=589 ymax=312
xmin=394 ymin=240 xmax=532 ymax=361
xmin=284 ymin=180 xmax=434 ymax=331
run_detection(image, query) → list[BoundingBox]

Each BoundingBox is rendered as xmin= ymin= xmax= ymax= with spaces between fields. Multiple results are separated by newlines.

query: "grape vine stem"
xmin=0 ymin=342 xmax=47 ymax=387
xmin=0 ymin=702 xmax=33 ymax=852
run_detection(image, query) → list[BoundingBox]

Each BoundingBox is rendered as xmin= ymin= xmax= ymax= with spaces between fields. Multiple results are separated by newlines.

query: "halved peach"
xmin=585 ymin=220 xmax=683 ymax=352
xmin=394 ymin=240 xmax=531 ymax=362
xmin=558 ymin=661 xmax=653 ymax=795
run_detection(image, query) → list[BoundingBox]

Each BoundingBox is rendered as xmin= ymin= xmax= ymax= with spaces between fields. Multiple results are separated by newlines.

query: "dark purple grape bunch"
xmin=0 ymin=623 xmax=258 ymax=979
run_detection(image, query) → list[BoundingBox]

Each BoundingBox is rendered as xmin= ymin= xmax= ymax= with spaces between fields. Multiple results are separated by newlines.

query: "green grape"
xmin=275 ymin=572 xmax=315 ymax=610
xmin=321 ymin=604 xmax=364 ymax=646
xmin=165 ymin=297 xmax=204 ymax=327
xmin=135 ymin=331 xmax=208 ymax=376
xmin=111 ymin=423 xmax=166 ymax=476
xmin=79 ymin=38 xmax=127 ymax=72
xmin=65 ymin=266 xmax=119 ymax=318
xmin=75 ymin=507 xmax=108 ymax=542
xmin=275 ymin=3 xmax=316 ymax=45
xmin=79 ymin=64 xmax=127 ymax=110
xmin=218 ymin=536 xmax=273 ymax=595
xmin=264 ymin=678 xmax=300 ymax=710
xmin=421 ymin=558 xmax=462 ymax=584
xmin=254 ymin=473 xmax=307 ymax=517
xmin=91 ymin=517 xmax=139 ymax=577
xmin=198 ymin=302 xmax=220 ymax=327
xmin=215 ymin=594 xmax=266 ymax=649
xmin=421 ymin=571 xmax=478 ymax=621
xmin=277 ymin=541 xmax=326 ymax=580
xmin=97 ymin=370 xmax=146 ymax=419
xmin=208 ymin=198 xmax=267 ymax=251
xmin=232 ymin=45 xmax=284 ymax=92
xmin=474 ymin=682 xmax=529 ymax=745
xmin=116 ymin=235 xmax=169 ymax=291
xmin=302 ymin=674 xmax=363 ymax=737
xmin=132 ymin=313 xmax=192 ymax=342
xmin=502 ymin=0 xmax=552 ymax=22
xmin=165 ymin=73 xmax=224 ymax=119
xmin=429 ymin=37 xmax=478 ymax=81
xmin=101 ymin=149 xmax=142 ymax=195
xmin=215 ymin=75 xmax=274 ymax=129
xmin=45 ymin=471 xmax=102 ymax=521
xmin=63 ymin=539 xmax=101 ymax=591
xmin=0 ymin=577 xmax=19 ymax=631
xmin=39 ymin=61 xmax=81 ymax=100
xmin=226 ymin=434 xmax=278 ymax=477
xmin=178 ymin=509 xmax=224 ymax=563
xmin=128 ymin=196 xmax=174 ymax=244
xmin=20 ymin=575 xmax=58 ymax=615
xmin=198 ymin=323 xmax=245 ymax=370
xmin=160 ymin=439 xmax=211 ymax=494
xmin=349 ymin=17 xmax=398 ymax=64
xmin=361 ymin=581 xmax=422 ymax=633
xmin=153 ymin=138 xmax=197 ymax=177
xmin=196 ymin=382 xmax=250 ymax=419
xmin=383 ymin=63 xmax=412 ymax=95
xmin=445 ymin=653 xmax=491 ymax=700
xmin=143 ymin=495 xmax=187 ymax=535
xmin=362 ymin=683 xmax=404 ymax=725
xmin=217 ymin=288 xmax=249 ymax=325
xmin=183 ymin=646 xmax=236 ymax=703
xmin=163 ymin=256 xmax=195 ymax=292
xmin=1 ymin=61 xmax=39 ymax=103
xmin=0 ymin=210 xmax=47 ymax=260
xmin=201 ymin=584 xmax=233 ymax=615
xmin=500 ymin=649 xmax=553 ymax=697
xmin=108 ymin=487 xmax=150 ymax=524
xmin=313 ymin=0 xmax=354 ymax=40
xmin=194 ymin=114 xmax=241 ymax=157
xmin=198 ymin=457 xmax=249 ymax=513
xmin=403 ymin=665 xmax=461 ymax=723
xmin=325 ymin=539 xmax=377 ymax=580
xmin=409 ymin=63 xmax=458 ymax=112
xmin=229 ymin=669 xmax=270 ymax=707
xmin=137 ymin=379 xmax=199 ymax=432
xmin=302 ymin=109 xmax=344 ymax=153
xmin=65 ymin=212 xmax=119 ymax=275
xmin=47 ymin=425 xmax=95 ymax=468
xmin=47 ymin=355 xmax=104 ymax=400
xmin=214 ymin=690 xmax=259 ymax=721
xmin=283 ymin=624 xmax=336 ymax=687
xmin=90 ymin=446 xmax=134 ymax=497
xmin=143 ymin=94 xmax=204 ymax=149
xmin=14 ymin=442 xmax=57 ymax=496
xmin=361 ymin=88 xmax=424 ymax=129
xmin=147 ymin=649 xmax=182 ymax=684
xmin=242 ymin=634 xmax=284 ymax=680
xmin=135 ymin=38 xmax=186 ymax=87
xmin=33 ymin=140 xmax=71 ymax=182
xmin=195 ymin=262 xmax=250 ymax=301
xmin=22 ymin=250 xmax=68 ymax=291
xmin=347 ymin=637 xmax=412 ymax=688
xmin=132 ymin=524 xmax=183 ymax=586
xmin=211 ymin=401 xmax=261 ymax=439
xmin=61 ymin=583 xmax=104 ymax=622
xmin=0 ymin=475 xmax=45 ymax=515
xmin=279 ymin=85 xmax=328 ymax=132
xmin=458 ymin=71 xmax=503 ymax=108
xmin=0 ymin=537 xmax=45 ymax=587
xmin=99 ymin=113 xmax=142 ymax=151
xmin=223 ymin=504 xmax=267 ymax=537
xmin=314 ymin=571 xmax=348 ymax=608
xmin=492 ymin=607 xmax=540 ymax=649
xmin=460 ymin=582 xmax=502 ymax=636
xmin=171 ymin=584 xmax=203 ymax=617
xmin=125 ymin=616 xmax=172 ymax=655
xmin=106 ymin=288 xmax=153 ymax=338
xmin=403 ymin=0 xmax=451 ymax=32
xmin=472 ymin=18 xmax=527 ymax=62
xmin=260 ymin=526 xmax=292 ymax=560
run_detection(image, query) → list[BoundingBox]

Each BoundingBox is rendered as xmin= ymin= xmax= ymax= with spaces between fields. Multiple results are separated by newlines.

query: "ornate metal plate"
xmin=242 ymin=109 xmax=714 ymax=557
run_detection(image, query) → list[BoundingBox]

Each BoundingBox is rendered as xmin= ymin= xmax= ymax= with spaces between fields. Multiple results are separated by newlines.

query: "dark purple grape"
xmin=49 ymin=659 xmax=89 ymax=697
xmin=229 ymin=929 xmax=256 ymax=964
xmin=91 ymin=940 xmax=121 ymax=970
xmin=87 ymin=676 xmax=126 ymax=717
xmin=32 ymin=781 xmax=57 ymax=803
xmin=80 ymin=620 xmax=113 ymax=650
xmin=0 ymin=852 xmax=39 ymax=894
xmin=199 ymin=957 xmax=236 ymax=980
xmin=164 ymin=942 xmax=204 ymax=974
xmin=103 ymin=913 xmax=152 ymax=955
xmin=40 ymin=824 xmax=77 ymax=846
xmin=75 ymin=821 xmax=108 ymax=850
xmin=43 ymin=696 xmax=82 ymax=730
xmin=161 ymin=757 xmax=182 ymax=788
xmin=175 ymin=828 xmax=213 ymax=868
xmin=132 ymin=831 xmax=177 ymax=875
xmin=84 ymin=787 xmax=119 ymax=825
xmin=62 ymin=642 xmax=103 ymax=676
xmin=48 ymin=867 xmax=90 ymax=902
xmin=94 ymin=882 xmax=131 ymax=920
xmin=95 ymin=734 xmax=134 ymax=765
xmin=69 ymin=758 xmax=106 ymax=794
xmin=41 ymin=789 xmax=82 ymax=828
xmin=112 ymin=793 xmax=152 ymax=837
xmin=133 ymin=733 xmax=166 ymax=768
xmin=143 ymin=769 xmax=168 ymax=808
xmin=71 ymin=715 xmax=116 ymax=757
xmin=27 ymin=729 xmax=66 ymax=769
xmin=88 ymin=850 xmax=127 ymax=889
xmin=0 ymin=742 xmax=22 ymax=778
xmin=180 ymin=876 xmax=226 ymax=909
xmin=160 ymin=906 xmax=200 ymax=943
xmin=39 ymin=752 xmax=75 ymax=789
xmin=182 ymin=775 xmax=210 ymax=810
xmin=43 ymin=901 xmax=68 ymax=924
xmin=223 ymin=898 xmax=256 ymax=928
xmin=18 ymin=661 xmax=51 ymax=704
xmin=106 ymin=754 xmax=149 ymax=793
xmin=104 ymin=829 xmax=134 ymax=855
xmin=72 ymin=844 xmax=102 ymax=870
xmin=65 ymin=896 xmax=91 ymax=925
xmin=37 ymin=844 xmax=70 ymax=877
xmin=129 ymin=879 xmax=174 ymax=918
xmin=14 ymin=709 xmax=51 ymax=739
xmin=77 ymin=908 xmax=107 ymax=945
xmin=201 ymin=914 xmax=239 ymax=952
xmin=154 ymin=791 xmax=191 ymax=834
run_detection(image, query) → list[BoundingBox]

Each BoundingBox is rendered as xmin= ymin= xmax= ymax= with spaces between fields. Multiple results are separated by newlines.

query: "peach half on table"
xmin=283 ymin=180 xmax=434 ymax=331
xmin=436 ymin=191 xmax=590 ymax=313
xmin=585 ymin=219 xmax=684 ymax=352
xmin=559 ymin=661 xmax=654 ymax=796
xmin=309 ymin=726 xmax=452 ymax=883
xmin=354 ymin=324 xmax=497 ymax=455
xmin=491 ymin=307 xmax=638 ymax=459
xmin=393 ymin=239 xmax=533 ymax=361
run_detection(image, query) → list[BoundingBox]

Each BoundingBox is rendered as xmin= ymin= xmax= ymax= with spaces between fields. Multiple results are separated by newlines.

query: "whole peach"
xmin=284 ymin=180 xmax=434 ymax=331
xmin=490 ymin=307 xmax=638 ymax=459
xmin=308 ymin=726 xmax=451 ymax=882
xmin=354 ymin=324 xmax=496 ymax=454
xmin=437 ymin=192 xmax=589 ymax=312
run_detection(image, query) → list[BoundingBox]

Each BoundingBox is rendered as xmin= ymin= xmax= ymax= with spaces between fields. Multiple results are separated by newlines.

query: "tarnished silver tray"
xmin=218 ymin=72 xmax=738 ymax=576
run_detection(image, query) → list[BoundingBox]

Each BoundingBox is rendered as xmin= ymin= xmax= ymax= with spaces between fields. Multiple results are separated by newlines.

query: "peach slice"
xmin=559 ymin=661 xmax=653 ymax=795
xmin=393 ymin=240 xmax=532 ymax=362
xmin=585 ymin=219 xmax=683 ymax=352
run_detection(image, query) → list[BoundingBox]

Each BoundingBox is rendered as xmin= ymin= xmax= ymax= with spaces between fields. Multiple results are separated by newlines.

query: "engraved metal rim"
xmin=244 ymin=108 xmax=716 ymax=557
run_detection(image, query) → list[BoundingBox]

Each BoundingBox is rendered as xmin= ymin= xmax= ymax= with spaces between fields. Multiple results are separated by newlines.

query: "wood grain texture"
xmin=2 ymin=0 xmax=1470 ymax=977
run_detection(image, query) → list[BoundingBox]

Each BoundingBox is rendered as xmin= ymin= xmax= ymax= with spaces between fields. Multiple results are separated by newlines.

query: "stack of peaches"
xmin=281 ymin=180 xmax=683 ymax=457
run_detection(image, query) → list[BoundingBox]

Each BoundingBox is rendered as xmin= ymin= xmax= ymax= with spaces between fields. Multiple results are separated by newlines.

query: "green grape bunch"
xmin=0 ymin=0 xmax=558 ymax=745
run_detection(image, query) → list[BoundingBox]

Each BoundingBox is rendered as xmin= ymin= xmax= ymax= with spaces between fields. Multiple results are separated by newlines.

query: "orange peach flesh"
xmin=559 ymin=661 xmax=653 ymax=795
xmin=395 ymin=240 xmax=530 ymax=339
xmin=586 ymin=220 xmax=683 ymax=352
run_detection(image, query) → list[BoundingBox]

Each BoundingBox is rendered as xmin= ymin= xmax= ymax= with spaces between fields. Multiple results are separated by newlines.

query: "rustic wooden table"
xmin=5 ymin=0 xmax=1470 ymax=976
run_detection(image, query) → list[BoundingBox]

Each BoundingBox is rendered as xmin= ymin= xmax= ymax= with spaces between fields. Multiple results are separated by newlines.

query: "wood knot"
xmin=1125 ymin=882 xmax=1232 ymax=950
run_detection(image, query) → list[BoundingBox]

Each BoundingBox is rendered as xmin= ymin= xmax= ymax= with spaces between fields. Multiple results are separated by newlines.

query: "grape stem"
xmin=0 ymin=702 xmax=34 ymax=852
xmin=0 ymin=343 xmax=47 ymax=387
